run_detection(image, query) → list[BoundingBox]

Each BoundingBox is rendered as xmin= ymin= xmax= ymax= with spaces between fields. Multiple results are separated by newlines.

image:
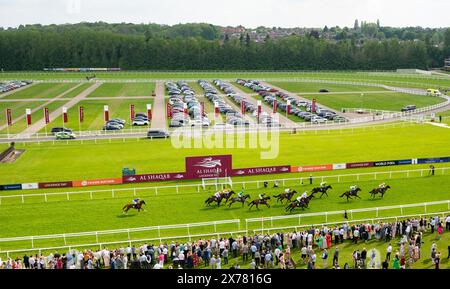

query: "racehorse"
xmin=205 ymin=190 xmax=235 ymax=207
xmin=227 ymin=194 xmax=251 ymax=207
xmin=273 ymin=190 xmax=298 ymax=204
xmin=311 ymin=185 xmax=333 ymax=198
xmin=339 ymin=188 xmax=362 ymax=202
xmin=285 ymin=199 xmax=309 ymax=213
xmin=122 ymin=200 xmax=146 ymax=214
xmin=248 ymin=197 xmax=271 ymax=210
xmin=369 ymin=185 xmax=391 ymax=198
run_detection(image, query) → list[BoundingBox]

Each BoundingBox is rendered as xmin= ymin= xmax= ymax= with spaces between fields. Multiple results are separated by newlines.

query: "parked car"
xmin=51 ymin=127 xmax=73 ymax=135
xmin=401 ymin=105 xmax=416 ymax=112
xmin=103 ymin=124 xmax=122 ymax=130
xmin=319 ymin=89 xmax=329 ymax=93
xmin=147 ymin=130 xmax=170 ymax=139
xmin=109 ymin=118 xmax=126 ymax=125
xmin=55 ymin=131 xmax=76 ymax=140
xmin=132 ymin=119 xmax=150 ymax=126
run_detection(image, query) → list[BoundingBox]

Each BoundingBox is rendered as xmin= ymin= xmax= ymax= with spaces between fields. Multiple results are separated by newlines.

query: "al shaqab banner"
xmin=185 ymin=155 xmax=233 ymax=179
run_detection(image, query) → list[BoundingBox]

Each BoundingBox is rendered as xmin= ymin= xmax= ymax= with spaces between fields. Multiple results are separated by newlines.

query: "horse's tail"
xmin=122 ymin=204 xmax=129 ymax=210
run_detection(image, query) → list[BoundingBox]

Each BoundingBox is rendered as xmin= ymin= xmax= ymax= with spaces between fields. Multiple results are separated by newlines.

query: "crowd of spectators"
xmin=1 ymin=215 xmax=449 ymax=270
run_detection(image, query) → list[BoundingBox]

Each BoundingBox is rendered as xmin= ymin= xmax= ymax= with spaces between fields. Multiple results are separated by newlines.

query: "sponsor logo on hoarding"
xmin=185 ymin=155 xmax=232 ymax=179
xmin=231 ymin=166 xmax=291 ymax=176
xmin=292 ymin=164 xmax=333 ymax=172
xmin=123 ymin=173 xmax=186 ymax=183
xmin=346 ymin=162 xmax=374 ymax=169
xmin=374 ymin=160 xmax=398 ymax=167
xmin=72 ymin=178 xmax=123 ymax=187
xmin=38 ymin=182 xmax=73 ymax=189
xmin=22 ymin=183 xmax=39 ymax=190
xmin=397 ymin=159 xmax=412 ymax=165
xmin=418 ymin=157 xmax=450 ymax=164
xmin=333 ymin=163 xmax=347 ymax=170
xmin=0 ymin=184 xmax=22 ymax=191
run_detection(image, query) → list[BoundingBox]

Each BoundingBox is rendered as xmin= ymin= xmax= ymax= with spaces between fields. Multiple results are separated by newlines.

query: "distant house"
xmin=445 ymin=58 xmax=450 ymax=71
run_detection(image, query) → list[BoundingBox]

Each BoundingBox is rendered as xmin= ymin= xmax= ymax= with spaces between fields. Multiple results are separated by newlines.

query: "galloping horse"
xmin=248 ymin=197 xmax=271 ymax=210
xmin=311 ymin=185 xmax=333 ymax=198
xmin=369 ymin=185 xmax=391 ymax=198
xmin=227 ymin=194 xmax=251 ymax=207
xmin=205 ymin=190 xmax=235 ymax=207
xmin=122 ymin=200 xmax=146 ymax=214
xmin=273 ymin=190 xmax=298 ymax=204
xmin=285 ymin=199 xmax=309 ymax=213
xmin=339 ymin=188 xmax=362 ymax=202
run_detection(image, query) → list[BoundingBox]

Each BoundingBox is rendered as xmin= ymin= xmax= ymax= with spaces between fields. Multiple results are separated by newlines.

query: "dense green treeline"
xmin=0 ymin=24 xmax=449 ymax=70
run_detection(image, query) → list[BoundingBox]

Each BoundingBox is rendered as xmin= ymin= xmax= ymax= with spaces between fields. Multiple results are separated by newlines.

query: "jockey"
xmin=237 ymin=190 xmax=244 ymax=198
xmin=284 ymin=188 xmax=291 ymax=194
xmin=133 ymin=198 xmax=140 ymax=208
xmin=273 ymin=181 xmax=279 ymax=188
xmin=350 ymin=185 xmax=358 ymax=193
xmin=301 ymin=191 xmax=308 ymax=199
xmin=379 ymin=182 xmax=386 ymax=189
xmin=259 ymin=193 xmax=266 ymax=200
xmin=295 ymin=195 xmax=303 ymax=203
xmin=320 ymin=181 xmax=327 ymax=188
xmin=214 ymin=191 xmax=222 ymax=200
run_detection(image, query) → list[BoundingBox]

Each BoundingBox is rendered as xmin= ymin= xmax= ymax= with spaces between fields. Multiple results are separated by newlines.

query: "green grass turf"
xmin=39 ymin=98 xmax=154 ymax=132
xmin=1 ymin=72 xmax=449 ymax=89
xmin=87 ymin=83 xmax=155 ymax=97
xmin=0 ymin=101 xmax=68 ymax=134
xmin=299 ymin=93 xmax=444 ymax=111
xmin=1 ymin=83 xmax=78 ymax=100
xmin=62 ymin=83 xmax=94 ymax=98
xmin=0 ymin=124 xmax=449 ymax=184
xmin=269 ymin=82 xmax=389 ymax=93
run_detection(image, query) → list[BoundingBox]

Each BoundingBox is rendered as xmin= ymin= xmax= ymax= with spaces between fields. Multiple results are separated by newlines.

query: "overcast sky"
xmin=0 ymin=0 xmax=449 ymax=29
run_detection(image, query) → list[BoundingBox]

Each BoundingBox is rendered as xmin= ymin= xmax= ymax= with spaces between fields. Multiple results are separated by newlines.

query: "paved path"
xmin=260 ymin=81 xmax=362 ymax=120
xmin=427 ymin=122 xmax=450 ymax=129
xmin=225 ymin=82 xmax=296 ymax=126
xmin=19 ymin=83 xmax=102 ymax=135
xmin=0 ymin=96 xmax=155 ymax=102
xmin=292 ymin=90 xmax=396 ymax=95
xmin=150 ymin=82 xmax=167 ymax=129
xmin=0 ymin=83 xmax=85 ymax=132
xmin=0 ymin=82 xmax=37 ymax=99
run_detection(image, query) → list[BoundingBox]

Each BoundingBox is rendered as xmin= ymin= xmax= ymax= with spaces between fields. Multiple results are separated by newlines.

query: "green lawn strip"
xmin=0 ymin=101 xmax=68 ymax=134
xmin=0 ymin=101 xmax=49 ymax=133
xmin=1 ymin=72 xmax=449 ymax=89
xmin=299 ymin=92 xmax=444 ymax=112
xmin=269 ymin=82 xmax=389 ymax=93
xmin=2 ymin=83 xmax=78 ymax=100
xmin=251 ymin=94 xmax=304 ymax=123
xmin=38 ymin=98 xmax=154 ymax=133
xmin=0 ymin=124 xmax=449 ymax=183
xmin=87 ymin=83 xmax=155 ymax=97
xmin=62 ymin=83 xmax=94 ymax=98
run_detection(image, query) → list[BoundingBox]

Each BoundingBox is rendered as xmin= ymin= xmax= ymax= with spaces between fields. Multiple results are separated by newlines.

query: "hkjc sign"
xmin=185 ymin=155 xmax=232 ymax=179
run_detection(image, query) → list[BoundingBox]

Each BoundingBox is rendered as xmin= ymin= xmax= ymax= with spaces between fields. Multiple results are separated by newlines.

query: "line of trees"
xmin=0 ymin=23 xmax=449 ymax=71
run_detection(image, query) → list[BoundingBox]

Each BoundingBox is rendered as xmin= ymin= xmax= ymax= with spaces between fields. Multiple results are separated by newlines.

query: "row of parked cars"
xmin=237 ymin=79 xmax=347 ymax=124
xmin=0 ymin=80 xmax=32 ymax=93
xmin=206 ymin=80 xmax=250 ymax=126
xmin=167 ymin=81 xmax=210 ymax=128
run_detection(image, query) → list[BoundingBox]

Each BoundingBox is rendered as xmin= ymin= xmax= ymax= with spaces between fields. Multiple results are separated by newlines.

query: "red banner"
xmin=62 ymin=107 xmax=68 ymax=123
xmin=130 ymin=104 xmax=135 ymax=121
xmin=104 ymin=105 xmax=109 ymax=122
xmin=214 ymin=102 xmax=219 ymax=116
xmin=44 ymin=107 xmax=50 ymax=124
xmin=231 ymin=165 xmax=291 ymax=177
xmin=6 ymin=109 xmax=12 ymax=126
xmin=201 ymin=102 xmax=205 ymax=116
xmin=257 ymin=101 xmax=262 ymax=121
xmin=79 ymin=106 xmax=84 ymax=123
xmin=273 ymin=99 xmax=278 ymax=113
xmin=346 ymin=162 xmax=374 ymax=169
xmin=166 ymin=102 xmax=172 ymax=118
xmin=241 ymin=101 xmax=246 ymax=115
xmin=123 ymin=172 xmax=186 ymax=184
xmin=185 ymin=155 xmax=232 ymax=179
xmin=26 ymin=109 xmax=31 ymax=125
xmin=287 ymin=100 xmax=291 ymax=115
xmin=312 ymin=98 xmax=316 ymax=113
xmin=147 ymin=104 xmax=152 ymax=120
xmin=38 ymin=181 xmax=73 ymax=189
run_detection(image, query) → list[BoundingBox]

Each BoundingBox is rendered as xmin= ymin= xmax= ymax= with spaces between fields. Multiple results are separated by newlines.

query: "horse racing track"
xmin=0 ymin=71 xmax=449 ymax=269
